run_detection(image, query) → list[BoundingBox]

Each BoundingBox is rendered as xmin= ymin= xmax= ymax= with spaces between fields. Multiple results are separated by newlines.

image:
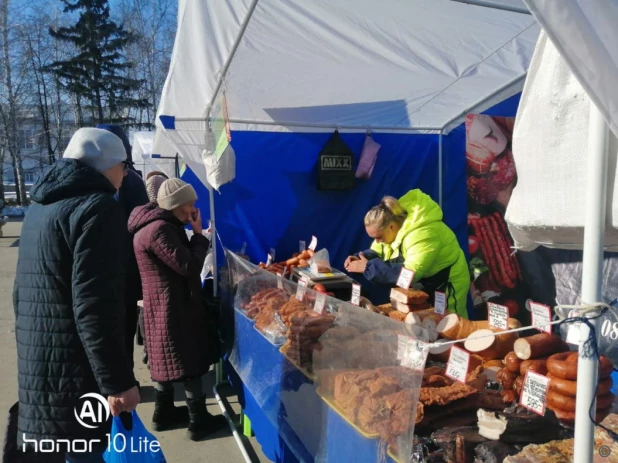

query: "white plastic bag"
xmin=309 ymin=249 xmax=332 ymax=274
xmin=202 ymin=144 xmax=236 ymax=191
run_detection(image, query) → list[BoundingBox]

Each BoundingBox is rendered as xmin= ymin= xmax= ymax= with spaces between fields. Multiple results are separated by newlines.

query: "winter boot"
xmin=186 ymin=397 xmax=227 ymax=441
xmin=152 ymin=389 xmax=189 ymax=432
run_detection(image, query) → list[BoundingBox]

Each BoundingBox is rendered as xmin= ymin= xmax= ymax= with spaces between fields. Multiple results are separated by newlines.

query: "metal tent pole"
xmin=573 ymin=101 xmax=610 ymax=462
xmin=438 ymin=131 xmax=444 ymax=208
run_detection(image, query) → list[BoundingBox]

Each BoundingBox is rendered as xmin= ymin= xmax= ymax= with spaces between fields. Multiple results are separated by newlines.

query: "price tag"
xmin=434 ymin=291 xmax=447 ymax=315
xmin=530 ymin=302 xmax=552 ymax=334
xmin=351 ymin=284 xmax=361 ymax=306
xmin=299 ymin=240 xmax=306 ymax=252
xmin=266 ymin=248 xmax=276 ymax=266
xmin=397 ymin=334 xmax=408 ymax=361
xmin=296 ymin=278 xmax=308 ymax=301
xmin=314 ymin=293 xmax=326 ymax=314
xmin=565 ymin=310 xmax=582 ymax=345
xmin=396 ymin=268 xmax=414 ymax=290
xmin=488 ymin=302 xmax=509 ymax=330
xmin=520 ymin=371 xmax=549 ymax=416
xmin=445 ymin=346 xmax=470 ymax=384
xmin=309 ymin=236 xmax=318 ymax=251
xmin=401 ymin=341 xmax=428 ymax=371
xmin=277 ymin=273 xmax=283 ymax=290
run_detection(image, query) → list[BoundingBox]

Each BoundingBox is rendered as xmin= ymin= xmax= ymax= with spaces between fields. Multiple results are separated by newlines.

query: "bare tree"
xmin=0 ymin=0 xmax=30 ymax=205
xmin=116 ymin=0 xmax=176 ymax=129
xmin=21 ymin=3 xmax=74 ymax=164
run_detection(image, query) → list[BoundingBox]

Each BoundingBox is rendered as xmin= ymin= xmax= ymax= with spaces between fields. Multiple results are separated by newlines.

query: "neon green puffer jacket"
xmin=369 ymin=189 xmax=469 ymax=317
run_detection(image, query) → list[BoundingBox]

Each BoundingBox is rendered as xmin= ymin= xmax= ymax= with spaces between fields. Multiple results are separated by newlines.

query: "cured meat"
xmin=475 ymin=441 xmax=520 ymax=463
xmin=513 ymin=334 xmax=567 ymax=360
xmin=419 ymin=377 xmax=484 ymax=406
xmin=390 ymin=288 xmax=429 ymax=305
xmin=432 ymin=426 xmax=488 ymax=463
xmin=477 ymin=406 xmax=563 ymax=444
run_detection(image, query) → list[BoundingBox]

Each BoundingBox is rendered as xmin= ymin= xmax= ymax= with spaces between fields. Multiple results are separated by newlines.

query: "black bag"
xmin=317 ymin=130 xmax=355 ymax=190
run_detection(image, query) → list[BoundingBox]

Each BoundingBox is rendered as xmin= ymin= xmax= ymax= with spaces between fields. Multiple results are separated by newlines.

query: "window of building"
xmin=18 ymin=129 xmax=37 ymax=150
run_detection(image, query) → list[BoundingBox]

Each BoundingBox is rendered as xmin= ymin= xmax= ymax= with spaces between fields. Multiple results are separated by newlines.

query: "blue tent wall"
xmin=180 ymin=92 xmax=522 ymax=306
xmin=183 ymin=132 xmax=439 ymax=268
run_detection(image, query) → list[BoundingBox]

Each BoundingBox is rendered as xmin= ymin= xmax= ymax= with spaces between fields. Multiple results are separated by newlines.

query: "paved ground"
xmin=0 ymin=218 xmax=269 ymax=463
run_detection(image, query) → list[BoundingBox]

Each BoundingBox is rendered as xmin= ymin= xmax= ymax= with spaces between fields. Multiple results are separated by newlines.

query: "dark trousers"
xmin=125 ymin=301 xmax=139 ymax=370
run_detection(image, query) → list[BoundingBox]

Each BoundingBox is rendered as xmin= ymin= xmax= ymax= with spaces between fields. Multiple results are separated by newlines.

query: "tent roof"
xmin=156 ymin=0 xmax=539 ymax=135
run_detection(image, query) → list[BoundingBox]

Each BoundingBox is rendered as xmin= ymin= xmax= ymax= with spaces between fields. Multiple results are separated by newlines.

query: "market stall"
xmin=220 ymin=250 xmax=618 ymax=462
xmin=150 ymin=0 xmax=618 ymax=461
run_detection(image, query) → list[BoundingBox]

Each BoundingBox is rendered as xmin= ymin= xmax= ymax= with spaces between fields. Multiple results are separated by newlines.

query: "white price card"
xmin=520 ymin=371 xmax=549 ymax=416
xmin=296 ymin=278 xmax=308 ymax=301
xmin=351 ymin=284 xmax=361 ymax=306
xmin=396 ymin=267 xmax=414 ymax=290
xmin=277 ymin=273 xmax=283 ymax=290
xmin=445 ymin=346 xmax=470 ymax=384
xmin=530 ymin=302 xmax=552 ymax=334
xmin=267 ymin=248 xmax=276 ymax=265
xmin=565 ymin=310 xmax=582 ymax=345
xmin=309 ymin=235 xmax=318 ymax=251
xmin=434 ymin=291 xmax=447 ymax=315
xmin=299 ymin=240 xmax=306 ymax=252
xmin=488 ymin=302 xmax=509 ymax=330
xmin=401 ymin=340 xmax=428 ymax=371
xmin=314 ymin=292 xmax=326 ymax=314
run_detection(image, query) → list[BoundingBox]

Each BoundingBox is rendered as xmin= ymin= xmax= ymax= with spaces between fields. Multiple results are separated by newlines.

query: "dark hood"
xmin=128 ymin=202 xmax=183 ymax=235
xmin=30 ymin=158 xmax=116 ymax=205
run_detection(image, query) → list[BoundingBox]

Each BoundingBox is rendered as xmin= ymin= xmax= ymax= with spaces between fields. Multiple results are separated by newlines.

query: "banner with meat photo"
xmin=465 ymin=114 xmax=529 ymax=324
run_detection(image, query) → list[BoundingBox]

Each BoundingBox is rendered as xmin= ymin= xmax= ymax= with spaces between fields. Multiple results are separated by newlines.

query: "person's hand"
xmin=189 ymin=208 xmax=203 ymax=234
xmin=108 ymin=386 xmax=140 ymax=416
xmin=346 ymin=253 xmax=368 ymax=273
xmin=344 ymin=255 xmax=360 ymax=269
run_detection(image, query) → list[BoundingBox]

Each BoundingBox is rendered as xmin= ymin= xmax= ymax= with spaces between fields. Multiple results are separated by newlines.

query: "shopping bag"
xmin=103 ymin=411 xmax=166 ymax=463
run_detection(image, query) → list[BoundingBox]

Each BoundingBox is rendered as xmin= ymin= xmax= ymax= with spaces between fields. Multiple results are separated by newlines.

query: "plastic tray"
xmin=315 ymin=386 xmax=380 ymax=439
xmin=253 ymin=324 xmax=286 ymax=347
xmin=279 ymin=344 xmax=317 ymax=381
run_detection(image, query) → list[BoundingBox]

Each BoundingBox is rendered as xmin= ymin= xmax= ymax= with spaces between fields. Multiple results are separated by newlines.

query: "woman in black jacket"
xmin=13 ymin=128 xmax=140 ymax=462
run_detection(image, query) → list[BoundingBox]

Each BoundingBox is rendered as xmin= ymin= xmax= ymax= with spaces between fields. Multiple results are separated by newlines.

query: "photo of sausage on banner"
xmin=465 ymin=114 xmax=530 ymax=325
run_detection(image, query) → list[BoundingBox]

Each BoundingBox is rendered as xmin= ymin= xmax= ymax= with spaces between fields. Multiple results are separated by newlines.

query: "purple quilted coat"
xmin=129 ymin=203 xmax=212 ymax=382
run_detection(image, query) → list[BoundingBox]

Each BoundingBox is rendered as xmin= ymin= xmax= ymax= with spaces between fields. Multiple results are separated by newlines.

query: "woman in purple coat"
xmin=129 ymin=179 xmax=226 ymax=440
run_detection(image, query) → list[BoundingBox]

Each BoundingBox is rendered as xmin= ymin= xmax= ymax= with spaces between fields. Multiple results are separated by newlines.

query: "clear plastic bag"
xmin=309 ymin=248 xmax=332 ymax=274
xmin=223 ymin=250 xmax=429 ymax=462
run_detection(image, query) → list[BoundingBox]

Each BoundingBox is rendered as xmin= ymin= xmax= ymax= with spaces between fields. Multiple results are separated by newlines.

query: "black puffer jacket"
xmin=13 ymin=159 xmax=135 ymax=444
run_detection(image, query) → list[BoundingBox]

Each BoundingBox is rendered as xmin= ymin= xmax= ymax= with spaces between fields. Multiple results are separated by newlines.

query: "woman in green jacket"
xmin=345 ymin=189 xmax=470 ymax=318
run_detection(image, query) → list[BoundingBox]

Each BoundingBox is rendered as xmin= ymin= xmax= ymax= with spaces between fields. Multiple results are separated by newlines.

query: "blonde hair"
xmin=364 ymin=196 xmax=407 ymax=229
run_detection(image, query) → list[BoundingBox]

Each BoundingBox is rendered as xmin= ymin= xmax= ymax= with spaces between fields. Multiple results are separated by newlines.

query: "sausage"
xmin=547 ymin=390 xmax=576 ymax=412
xmin=497 ymin=368 xmax=516 ymax=390
xmin=547 ymin=373 xmax=613 ymax=397
xmin=505 ymin=352 xmax=522 ymax=374
xmin=547 ymin=352 xmax=614 ymax=380
xmin=547 ymin=390 xmax=615 ymax=413
xmin=519 ymin=358 xmax=548 ymax=376
xmin=551 ymin=406 xmax=612 ymax=426
xmin=501 ymin=390 xmax=518 ymax=404
xmin=513 ymin=376 xmax=524 ymax=395
xmin=513 ymin=333 xmax=568 ymax=360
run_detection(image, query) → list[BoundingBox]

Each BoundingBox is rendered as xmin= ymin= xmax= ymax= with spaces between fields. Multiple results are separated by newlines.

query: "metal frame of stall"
xmin=159 ymin=0 xmax=603 ymax=461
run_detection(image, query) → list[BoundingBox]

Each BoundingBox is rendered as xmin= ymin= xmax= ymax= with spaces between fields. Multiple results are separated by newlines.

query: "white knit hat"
xmin=146 ymin=175 xmax=167 ymax=203
xmin=157 ymin=179 xmax=197 ymax=210
xmin=63 ymin=128 xmax=126 ymax=173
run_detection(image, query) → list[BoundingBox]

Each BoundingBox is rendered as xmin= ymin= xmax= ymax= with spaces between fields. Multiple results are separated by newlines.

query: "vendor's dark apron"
xmin=389 ymin=248 xmax=460 ymax=311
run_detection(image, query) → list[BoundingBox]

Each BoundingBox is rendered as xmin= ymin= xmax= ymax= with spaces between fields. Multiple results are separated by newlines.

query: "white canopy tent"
xmin=153 ymin=1 xmax=546 ymax=460
xmin=132 ymin=130 xmax=178 ymax=179
xmin=154 ymin=0 xmax=539 ymax=184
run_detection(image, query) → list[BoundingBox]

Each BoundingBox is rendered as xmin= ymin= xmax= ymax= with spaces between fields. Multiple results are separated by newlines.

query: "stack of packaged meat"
xmin=240 ymin=288 xmax=289 ymax=331
xmin=282 ymin=310 xmax=335 ymax=372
